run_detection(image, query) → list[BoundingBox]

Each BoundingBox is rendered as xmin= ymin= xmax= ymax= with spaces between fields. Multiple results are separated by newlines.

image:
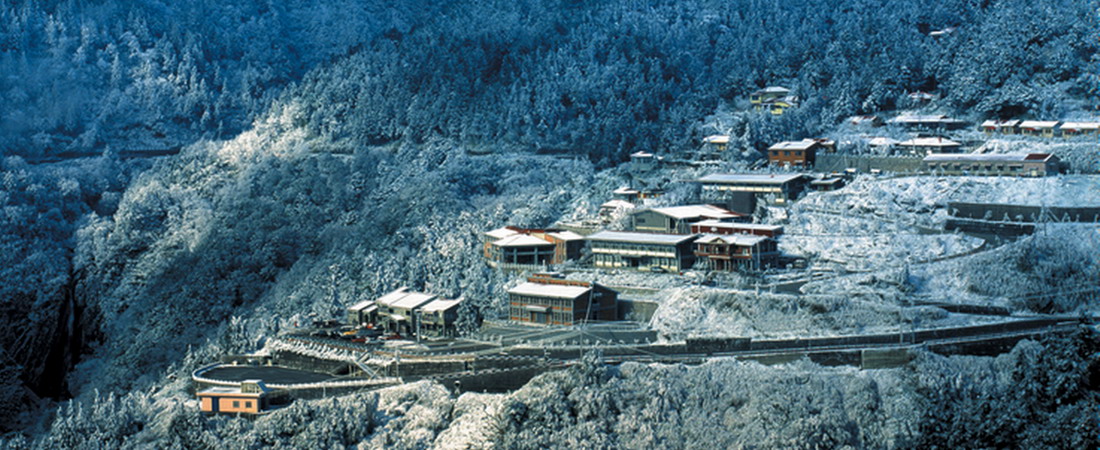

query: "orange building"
xmin=767 ymin=139 xmax=819 ymax=168
xmin=507 ymin=273 xmax=618 ymax=326
xmin=197 ymin=380 xmax=271 ymax=415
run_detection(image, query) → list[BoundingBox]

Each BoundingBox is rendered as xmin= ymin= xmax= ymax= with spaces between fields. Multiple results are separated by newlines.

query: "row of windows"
xmin=511 ymin=295 xmax=576 ymax=309
xmin=770 ymin=150 xmax=807 ymax=157
xmin=591 ymin=242 xmax=679 ymax=253
xmin=926 ymin=163 xmax=1027 ymax=172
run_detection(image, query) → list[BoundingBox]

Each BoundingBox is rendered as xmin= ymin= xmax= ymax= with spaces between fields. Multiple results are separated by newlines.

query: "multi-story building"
xmin=767 ymin=139 xmax=819 ymax=168
xmin=896 ymin=137 xmax=962 ymax=155
xmin=586 ymin=230 xmax=698 ymax=272
xmin=418 ymin=298 xmax=464 ymax=338
xmin=507 ymin=274 xmax=617 ymax=326
xmin=483 ymin=227 xmax=585 ymax=268
xmin=689 ymin=220 xmax=783 ymax=238
xmin=697 ymin=173 xmax=808 ymax=206
xmin=693 ymin=234 xmax=779 ymax=272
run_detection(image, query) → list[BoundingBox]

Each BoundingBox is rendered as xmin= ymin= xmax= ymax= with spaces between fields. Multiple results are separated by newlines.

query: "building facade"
xmin=689 ymin=220 xmax=783 ymax=238
xmin=375 ymin=288 xmax=438 ymax=335
xmin=507 ymin=274 xmax=618 ymax=326
xmin=483 ymin=227 xmax=585 ymax=268
xmin=697 ymin=173 xmax=808 ymax=206
xmin=767 ymin=139 xmax=819 ymax=168
xmin=896 ymin=137 xmax=962 ymax=155
xmin=693 ymin=234 xmax=779 ymax=271
xmin=586 ymin=230 xmax=698 ymax=271
xmin=1059 ymin=122 xmax=1099 ymax=136
xmin=1019 ymin=121 xmax=1060 ymax=137
xmin=198 ymin=380 xmax=272 ymax=415
xmin=980 ymin=119 xmax=1020 ymax=135
xmin=923 ymin=153 xmax=1061 ymax=177
xmin=418 ymin=298 xmax=464 ymax=338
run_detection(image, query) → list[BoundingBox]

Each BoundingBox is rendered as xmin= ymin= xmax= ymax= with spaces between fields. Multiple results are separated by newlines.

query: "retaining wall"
xmin=816 ymin=154 xmax=923 ymax=173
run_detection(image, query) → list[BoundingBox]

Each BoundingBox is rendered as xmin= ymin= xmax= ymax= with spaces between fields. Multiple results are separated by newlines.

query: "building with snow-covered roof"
xmin=1058 ymin=121 xmax=1100 ymax=136
xmin=697 ymin=173 xmax=809 ymax=205
xmin=507 ymin=274 xmax=617 ymax=326
xmin=198 ymin=380 xmax=274 ymax=415
xmin=889 ymin=114 xmax=967 ymax=130
xmin=631 ymin=204 xmax=746 ymax=234
xmin=750 ymin=86 xmax=791 ymax=105
xmin=482 ymin=226 xmax=586 ymax=268
xmin=847 ymin=115 xmax=884 ymax=127
xmin=922 ymin=153 xmax=1061 ymax=177
xmin=586 ymin=230 xmax=698 ymax=272
xmin=767 ymin=139 xmax=819 ymax=168
xmin=347 ymin=299 xmax=379 ymax=327
xmin=980 ymin=119 xmax=1020 ymax=135
xmin=693 ymin=233 xmax=779 ymax=272
xmin=689 ymin=220 xmax=784 ymax=238
xmin=418 ymin=297 xmax=464 ymax=338
xmin=1018 ymin=121 xmax=1061 ymax=137
xmin=896 ymin=137 xmax=962 ymax=155
xmin=630 ymin=151 xmax=660 ymax=171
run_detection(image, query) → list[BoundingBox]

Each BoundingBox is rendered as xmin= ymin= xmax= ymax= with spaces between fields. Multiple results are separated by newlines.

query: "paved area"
xmin=202 ymin=366 xmax=334 ymax=384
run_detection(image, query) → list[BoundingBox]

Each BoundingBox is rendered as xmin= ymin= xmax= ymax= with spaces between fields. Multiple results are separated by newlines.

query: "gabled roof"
xmin=867 ymin=137 xmax=898 ymax=146
xmin=587 ymin=230 xmax=698 ymax=245
xmin=753 ymin=86 xmax=791 ymax=95
xmin=601 ymin=199 xmax=637 ymax=210
xmin=1019 ymin=120 xmax=1060 ymax=128
xmin=631 ymin=151 xmax=655 ymax=158
xmin=768 ymin=139 xmax=819 ymax=151
xmin=696 ymin=233 xmax=769 ymax=246
xmin=980 ymin=119 xmax=1020 ymax=128
xmin=645 ymin=204 xmax=743 ymax=220
xmin=810 ymin=177 xmax=844 ymax=186
xmin=348 ymin=299 xmax=376 ymax=312
xmin=548 ymin=231 xmax=585 ymax=241
xmin=484 ymin=227 xmax=519 ymax=240
xmin=376 ymin=288 xmax=437 ymax=310
xmin=420 ymin=298 xmax=463 ymax=313
xmin=613 ymin=187 xmax=640 ymax=195
xmin=898 ymin=137 xmax=961 ymax=147
xmin=1059 ymin=121 xmax=1099 ymax=130
xmin=698 ymin=173 xmax=806 ymax=185
xmin=703 ymin=135 xmax=731 ymax=144
xmin=492 ymin=234 xmax=553 ymax=247
xmin=508 ymin=281 xmax=591 ymax=299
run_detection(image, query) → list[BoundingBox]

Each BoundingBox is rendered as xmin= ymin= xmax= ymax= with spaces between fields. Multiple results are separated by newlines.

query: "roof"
xmin=485 ymin=227 xmax=519 ymax=240
xmin=492 ymin=234 xmax=553 ymax=247
xmin=1059 ymin=121 xmax=1099 ymax=130
xmin=753 ymin=86 xmax=791 ymax=95
xmin=631 ymin=151 xmax=655 ymax=158
xmin=848 ymin=115 xmax=879 ymax=124
xmin=698 ymin=173 xmax=806 ymax=185
xmin=548 ymin=230 xmax=585 ymax=241
xmin=810 ymin=177 xmax=844 ymax=186
xmin=867 ymin=137 xmax=897 ymax=146
xmin=376 ymin=288 xmax=437 ymax=310
xmin=613 ymin=187 xmax=639 ymax=195
xmin=586 ymin=230 xmax=698 ymax=245
xmin=692 ymin=219 xmax=783 ymax=232
xmin=703 ymin=135 xmax=730 ymax=144
xmin=768 ymin=139 xmax=818 ymax=151
xmin=646 ymin=204 xmax=742 ymax=220
xmin=420 ymin=298 xmax=463 ymax=313
xmin=980 ymin=120 xmax=1020 ymax=127
xmin=508 ymin=281 xmax=591 ymax=299
xmin=696 ymin=233 xmax=769 ymax=246
xmin=348 ymin=299 xmax=376 ymax=312
xmin=923 ymin=153 xmax=1055 ymax=163
xmin=908 ymin=91 xmax=934 ymax=100
xmin=601 ymin=199 xmax=637 ymax=210
xmin=898 ymin=137 xmax=961 ymax=147
xmin=1018 ymin=120 xmax=1060 ymax=128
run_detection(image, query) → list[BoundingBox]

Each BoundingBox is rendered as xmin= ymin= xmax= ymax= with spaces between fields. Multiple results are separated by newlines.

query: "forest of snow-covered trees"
xmin=1 ymin=0 xmax=1098 ymax=446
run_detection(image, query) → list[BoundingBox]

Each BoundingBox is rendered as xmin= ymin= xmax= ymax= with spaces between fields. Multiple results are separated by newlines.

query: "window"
xmin=246 ymin=401 xmax=252 ymax=409
xmin=233 ymin=401 xmax=240 ymax=408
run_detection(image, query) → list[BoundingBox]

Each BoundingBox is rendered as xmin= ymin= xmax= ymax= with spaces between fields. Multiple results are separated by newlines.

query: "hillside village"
xmin=191 ymin=85 xmax=1100 ymax=415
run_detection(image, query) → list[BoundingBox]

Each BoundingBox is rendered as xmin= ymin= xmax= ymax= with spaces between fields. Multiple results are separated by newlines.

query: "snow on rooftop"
xmin=703 ymin=135 xmax=731 ymax=144
xmin=492 ymin=234 xmax=553 ymax=247
xmin=1059 ymin=121 xmax=1099 ymax=129
xmin=692 ymin=219 xmax=782 ymax=231
xmin=698 ymin=173 xmax=806 ymax=184
xmin=601 ymin=199 xmax=637 ymax=209
xmin=924 ymin=153 xmax=1052 ymax=162
xmin=867 ymin=137 xmax=897 ymax=146
xmin=981 ymin=119 xmax=1020 ymax=127
xmin=375 ymin=288 xmax=437 ymax=310
xmin=375 ymin=287 xmax=411 ymax=305
xmin=648 ymin=204 xmax=742 ymax=219
xmin=613 ymin=187 xmax=640 ymax=194
xmin=754 ymin=86 xmax=791 ymax=94
xmin=768 ymin=139 xmax=818 ymax=151
xmin=484 ymin=227 xmax=519 ymax=240
xmin=420 ymin=298 xmax=463 ymax=313
xmin=898 ymin=137 xmax=961 ymax=147
xmin=1019 ymin=120 xmax=1060 ymax=128
xmin=348 ymin=299 xmax=376 ymax=312
xmin=548 ymin=230 xmax=584 ymax=241
xmin=631 ymin=151 xmax=654 ymax=158
xmin=507 ymin=281 xmax=591 ymax=299
xmin=696 ymin=233 xmax=769 ymax=246
xmin=587 ymin=230 xmax=697 ymax=245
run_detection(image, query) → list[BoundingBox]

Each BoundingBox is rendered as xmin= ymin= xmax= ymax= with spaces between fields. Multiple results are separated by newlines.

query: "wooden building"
xmin=507 ymin=274 xmax=617 ymax=326
xmin=1019 ymin=121 xmax=1060 ymax=137
xmin=1058 ymin=121 xmax=1100 ymax=136
xmin=922 ymin=153 xmax=1061 ymax=177
xmin=586 ymin=231 xmax=698 ymax=272
xmin=198 ymin=380 xmax=272 ymax=415
xmin=418 ymin=298 xmax=464 ymax=338
xmin=896 ymin=137 xmax=962 ymax=155
xmin=980 ymin=119 xmax=1020 ymax=135
xmin=689 ymin=220 xmax=783 ymax=238
xmin=697 ymin=173 xmax=808 ymax=206
xmin=693 ymin=234 xmax=779 ymax=272
xmin=483 ymin=227 xmax=585 ymax=268
xmin=767 ymin=139 xmax=819 ymax=168
xmin=631 ymin=204 xmax=745 ymax=234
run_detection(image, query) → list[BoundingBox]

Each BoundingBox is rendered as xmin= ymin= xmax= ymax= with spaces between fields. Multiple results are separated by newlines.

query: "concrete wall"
xmin=617 ymin=299 xmax=659 ymax=322
xmin=948 ymin=202 xmax=1100 ymax=223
